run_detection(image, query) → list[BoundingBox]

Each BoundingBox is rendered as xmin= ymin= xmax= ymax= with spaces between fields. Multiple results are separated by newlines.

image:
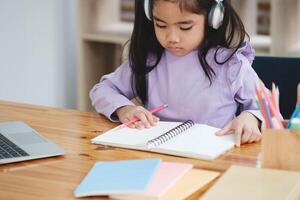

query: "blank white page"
xmin=154 ymin=124 xmax=235 ymax=160
xmin=92 ymin=122 xmax=182 ymax=146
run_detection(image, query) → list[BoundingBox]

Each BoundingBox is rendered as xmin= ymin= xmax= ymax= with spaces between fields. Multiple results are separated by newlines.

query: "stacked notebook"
xmin=74 ymin=159 xmax=220 ymax=199
xmin=91 ymin=120 xmax=235 ymax=160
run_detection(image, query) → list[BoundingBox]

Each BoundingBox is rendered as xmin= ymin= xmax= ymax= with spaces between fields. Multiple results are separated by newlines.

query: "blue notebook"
xmin=74 ymin=159 xmax=161 ymax=198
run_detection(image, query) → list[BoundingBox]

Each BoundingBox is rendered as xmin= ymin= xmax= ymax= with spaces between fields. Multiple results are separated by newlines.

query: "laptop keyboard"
xmin=0 ymin=133 xmax=29 ymax=159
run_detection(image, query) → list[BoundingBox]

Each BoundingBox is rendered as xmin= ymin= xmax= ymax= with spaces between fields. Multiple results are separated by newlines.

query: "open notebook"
xmin=92 ymin=120 xmax=235 ymax=160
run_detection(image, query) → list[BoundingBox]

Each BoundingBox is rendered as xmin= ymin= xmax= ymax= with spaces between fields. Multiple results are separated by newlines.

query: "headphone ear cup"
xmin=208 ymin=2 xmax=224 ymax=29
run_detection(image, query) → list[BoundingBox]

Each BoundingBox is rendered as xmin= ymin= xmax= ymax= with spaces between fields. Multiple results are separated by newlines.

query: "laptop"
xmin=0 ymin=121 xmax=65 ymax=164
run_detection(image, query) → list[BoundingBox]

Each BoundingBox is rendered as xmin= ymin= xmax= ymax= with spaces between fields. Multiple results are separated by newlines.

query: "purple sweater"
xmin=90 ymin=42 xmax=261 ymax=128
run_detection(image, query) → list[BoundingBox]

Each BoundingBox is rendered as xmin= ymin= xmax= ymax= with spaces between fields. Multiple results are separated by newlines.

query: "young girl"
xmin=90 ymin=0 xmax=262 ymax=147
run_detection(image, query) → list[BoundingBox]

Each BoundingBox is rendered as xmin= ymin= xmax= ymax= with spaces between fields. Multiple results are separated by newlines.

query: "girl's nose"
xmin=166 ymin=28 xmax=180 ymax=44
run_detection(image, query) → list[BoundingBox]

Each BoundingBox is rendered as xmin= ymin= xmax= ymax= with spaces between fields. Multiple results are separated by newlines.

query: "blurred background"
xmin=0 ymin=0 xmax=299 ymax=111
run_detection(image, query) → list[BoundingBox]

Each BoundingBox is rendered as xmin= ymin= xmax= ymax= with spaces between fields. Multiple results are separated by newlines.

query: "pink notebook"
xmin=111 ymin=162 xmax=193 ymax=199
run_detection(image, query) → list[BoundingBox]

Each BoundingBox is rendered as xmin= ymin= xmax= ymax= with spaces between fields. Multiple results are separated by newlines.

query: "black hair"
xmin=129 ymin=0 xmax=248 ymax=105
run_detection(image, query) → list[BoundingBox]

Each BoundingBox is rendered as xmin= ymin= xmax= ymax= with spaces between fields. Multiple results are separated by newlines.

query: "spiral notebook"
xmin=91 ymin=120 xmax=235 ymax=160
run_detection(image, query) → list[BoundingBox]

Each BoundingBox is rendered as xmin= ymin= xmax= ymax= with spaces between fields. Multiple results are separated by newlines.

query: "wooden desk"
xmin=0 ymin=101 xmax=261 ymax=200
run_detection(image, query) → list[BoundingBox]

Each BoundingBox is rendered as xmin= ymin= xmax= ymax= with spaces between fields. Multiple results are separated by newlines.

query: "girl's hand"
xmin=116 ymin=105 xmax=159 ymax=129
xmin=216 ymin=112 xmax=262 ymax=147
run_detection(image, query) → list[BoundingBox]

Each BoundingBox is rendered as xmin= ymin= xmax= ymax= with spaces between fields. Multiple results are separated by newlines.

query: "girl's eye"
xmin=180 ymin=26 xmax=193 ymax=31
xmin=155 ymin=23 xmax=167 ymax=28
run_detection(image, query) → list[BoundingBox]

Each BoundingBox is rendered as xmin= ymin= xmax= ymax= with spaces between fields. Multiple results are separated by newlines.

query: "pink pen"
xmin=123 ymin=104 xmax=168 ymax=126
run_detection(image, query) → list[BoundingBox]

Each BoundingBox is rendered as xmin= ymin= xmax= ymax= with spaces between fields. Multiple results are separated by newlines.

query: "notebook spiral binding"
xmin=146 ymin=120 xmax=195 ymax=148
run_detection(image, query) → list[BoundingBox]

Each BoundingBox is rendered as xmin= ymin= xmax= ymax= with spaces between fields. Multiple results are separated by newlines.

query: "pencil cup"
xmin=262 ymin=121 xmax=300 ymax=171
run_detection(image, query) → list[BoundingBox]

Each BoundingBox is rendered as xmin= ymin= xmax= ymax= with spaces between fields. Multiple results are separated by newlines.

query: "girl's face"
xmin=153 ymin=0 xmax=205 ymax=57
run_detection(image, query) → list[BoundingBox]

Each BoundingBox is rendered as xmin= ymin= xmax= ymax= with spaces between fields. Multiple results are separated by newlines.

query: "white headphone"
xmin=144 ymin=0 xmax=151 ymax=21
xmin=144 ymin=0 xmax=225 ymax=30
xmin=208 ymin=0 xmax=225 ymax=29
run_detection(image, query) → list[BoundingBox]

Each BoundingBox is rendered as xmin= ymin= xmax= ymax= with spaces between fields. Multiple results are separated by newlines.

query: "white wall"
xmin=0 ymin=0 xmax=77 ymax=109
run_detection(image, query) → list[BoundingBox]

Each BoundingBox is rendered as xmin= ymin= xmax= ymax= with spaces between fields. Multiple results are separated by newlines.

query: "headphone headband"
xmin=144 ymin=0 xmax=225 ymax=29
xmin=144 ymin=0 xmax=151 ymax=20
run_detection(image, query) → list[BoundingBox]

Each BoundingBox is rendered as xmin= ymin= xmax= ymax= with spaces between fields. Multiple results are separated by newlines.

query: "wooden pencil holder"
xmin=262 ymin=121 xmax=300 ymax=171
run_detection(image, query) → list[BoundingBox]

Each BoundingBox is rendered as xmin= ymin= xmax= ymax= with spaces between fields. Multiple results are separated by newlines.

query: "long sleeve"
xmin=89 ymin=60 xmax=135 ymax=121
xmin=231 ymin=63 xmax=262 ymax=121
xmin=226 ymin=43 xmax=262 ymax=121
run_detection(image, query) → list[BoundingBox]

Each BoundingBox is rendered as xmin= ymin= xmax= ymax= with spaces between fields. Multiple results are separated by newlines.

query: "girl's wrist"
xmin=241 ymin=111 xmax=260 ymax=126
xmin=115 ymin=105 xmax=134 ymax=118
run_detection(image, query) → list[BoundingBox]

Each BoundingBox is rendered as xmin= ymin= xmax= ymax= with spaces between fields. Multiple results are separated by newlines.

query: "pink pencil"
xmin=123 ymin=104 xmax=168 ymax=126
xmin=260 ymin=81 xmax=283 ymax=120
xmin=259 ymin=80 xmax=284 ymax=128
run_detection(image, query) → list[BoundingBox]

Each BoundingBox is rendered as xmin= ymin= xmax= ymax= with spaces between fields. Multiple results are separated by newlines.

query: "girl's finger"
xmin=153 ymin=116 xmax=160 ymax=124
xmin=135 ymin=112 xmax=151 ymax=128
xmin=127 ymin=123 xmax=136 ymax=129
xmin=241 ymin=126 xmax=252 ymax=143
xmin=134 ymin=121 xmax=145 ymax=129
xmin=138 ymin=107 xmax=157 ymax=126
xmin=251 ymin=127 xmax=262 ymax=142
xmin=234 ymin=126 xmax=243 ymax=147
xmin=216 ymin=121 xmax=233 ymax=136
